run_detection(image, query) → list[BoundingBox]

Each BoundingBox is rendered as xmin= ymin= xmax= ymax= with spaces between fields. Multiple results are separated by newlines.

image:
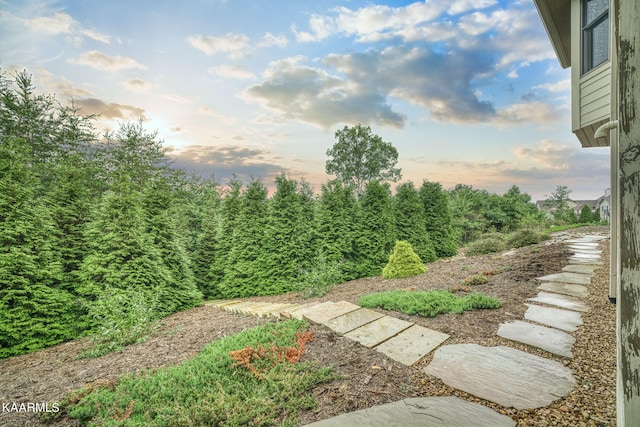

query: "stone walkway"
xmin=206 ymin=299 xmax=450 ymax=367
xmin=205 ymin=231 xmax=608 ymax=426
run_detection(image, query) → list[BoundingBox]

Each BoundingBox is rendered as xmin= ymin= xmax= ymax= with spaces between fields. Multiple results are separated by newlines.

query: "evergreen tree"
xmin=218 ymin=178 xmax=269 ymax=297
xmin=207 ymin=177 xmax=243 ymax=292
xmin=78 ymin=186 xmax=171 ymax=325
xmin=258 ymin=173 xmax=317 ymax=294
xmin=382 ymin=241 xmax=427 ymax=279
xmin=394 ymin=182 xmax=437 ymax=263
xmin=355 ymin=180 xmax=396 ymax=277
xmin=579 ymin=204 xmax=594 ymax=223
xmin=191 ymin=179 xmax=223 ymax=298
xmin=315 ymin=180 xmax=359 ymax=281
xmin=419 ymin=180 xmax=457 ymax=257
xmin=0 ymin=139 xmax=76 ymax=357
xmin=143 ymin=178 xmax=202 ymax=312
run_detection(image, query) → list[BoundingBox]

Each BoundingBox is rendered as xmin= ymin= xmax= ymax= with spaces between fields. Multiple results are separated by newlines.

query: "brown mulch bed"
xmin=0 ymin=226 xmax=615 ymax=426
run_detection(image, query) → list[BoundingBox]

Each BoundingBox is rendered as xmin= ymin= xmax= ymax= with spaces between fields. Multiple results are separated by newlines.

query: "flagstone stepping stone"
xmin=537 ymin=272 xmax=591 ymax=285
xmin=570 ymin=252 xmax=602 ymax=261
xmin=301 ymin=301 xmax=360 ymax=324
xmin=567 ymin=243 xmax=600 ymax=250
xmin=524 ymin=304 xmax=583 ymax=332
xmin=325 ymin=308 xmax=384 ymax=335
xmin=497 ymin=320 xmax=575 ymax=358
xmin=281 ymin=302 xmax=320 ymax=319
xmin=344 ymin=316 xmax=413 ymax=348
xmin=374 ymin=324 xmax=449 ymax=366
xmin=538 ymin=282 xmax=589 ymax=298
xmin=303 ymin=396 xmax=516 ymax=427
xmin=252 ymin=303 xmax=292 ymax=318
xmin=568 ymin=257 xmax=603 ymax=265
xmin=562 ymin=264 xmax=599 ymax=274
xmin=528 ymin=291 xmax=589 ymax=312
xmin=425 ymin=344 xmax=575 ymax=410
xmin=205 ymin=299 xmax=244 ymax=308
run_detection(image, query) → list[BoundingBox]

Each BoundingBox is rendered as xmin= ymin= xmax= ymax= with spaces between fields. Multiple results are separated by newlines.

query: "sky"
xmin=0 ymin=0 xmax=611 ymax=201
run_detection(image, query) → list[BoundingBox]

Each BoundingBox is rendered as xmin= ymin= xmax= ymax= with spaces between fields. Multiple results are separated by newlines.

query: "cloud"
xmin=124 ymin=78 xmax=152 ymax=93
xmin=208 ymin=64 xmax=255 ymax=80
xmin=187 ymin=33 xmax=249 ymax=58
xmin=17 ymin=10 xmax=110 ymax=44
xmin=258 ymin=32 xmax=287 ymax=48
xmin=30 ymin=68 xmax=93 ymax=98
xmin=165 ymin=144 xmax=286 ymax=184
xmin=533 ymin=80 xmax=571 ymax=93
xmin=69 ymin=50 xmax=146 ymax=72
xmin=243 ymin=55 xmax=406 ymax=129
xmin=73 ymin=98 xmax=147 ymax=121
xmin=494 ymin=101 xmax=561 ymax=125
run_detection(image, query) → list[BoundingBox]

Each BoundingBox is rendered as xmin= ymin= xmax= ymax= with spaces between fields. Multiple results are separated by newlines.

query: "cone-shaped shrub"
xmin=382 ymin=240 xmax=427 ymax=279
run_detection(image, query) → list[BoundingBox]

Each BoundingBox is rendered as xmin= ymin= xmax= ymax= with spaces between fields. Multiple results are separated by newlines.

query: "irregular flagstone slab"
xmin=303 ymin=396 xmax=515 ymax=427
xmin=425 ymin=344 xmax=575 ymax=410
xmin=567 ymin=243 xmax=600 ymax=250
xmin=568 ymin=258 xmax=603 ymax=265
xmin=325 ymin=308 xmax=384 ymax=335
xmin=230 ymin=302 xmax=273 ymax=315
xmin=524 ymin=304 xmax=583 ymax=332
xmin=374 ymin=324 xmax=449 ymax=366
xmin=537 ymin=272 xmax=591 ymax=285
xmin=497 ymin=320 xmax=575 ymax=358
xmin=528 ymin=291 xmax=590 ymax=312
xmin=301 ymin=301 xmax=360 ymax=324
xmin=570 ymin=252 xmax=602 ymax=260
xmin=344 ymin=316 xmax=413 ymax=348
xmin=562 ymin=264 xmax=599 ymax=275
xmin=538 ymin=282 xmax=589 ymax=298
xmin=252 ymin=303 xmax=291 ymax=318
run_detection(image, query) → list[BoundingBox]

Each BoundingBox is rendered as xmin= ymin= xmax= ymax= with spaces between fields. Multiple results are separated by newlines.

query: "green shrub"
xmin=382 ymin=241 xmax=427 ymax=279
xmin=298 ymin=254 xmax=342 ymax=298
xmin=461 ymin=274 xmax=488 ymax=286
xmin=505 ymin=228 xmax=551 ymax=249
xmin=358 ymin=290 xmax=501 ymax=317
xmin=80 ymin=287 xmax=160 ymax=358
xmin=63 ymin=320 xmax=334 ymax=426
xmin=465 ymin=237 xmax=505 ymax=255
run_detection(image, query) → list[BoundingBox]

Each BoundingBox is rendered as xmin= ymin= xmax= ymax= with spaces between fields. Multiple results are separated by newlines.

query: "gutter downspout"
xmin=594 ymin=120 xmax=619 ymax=139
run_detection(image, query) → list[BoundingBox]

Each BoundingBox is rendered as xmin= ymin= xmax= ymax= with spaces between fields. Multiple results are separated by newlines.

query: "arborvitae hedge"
xmin=419 ymin=180 xmax=457 ymax=258
xmin=394 ymin=182 xmax=437 ymax=263
xmin=382 ymin=241 xmax=427 ymax=279
xmin=355 ymin=181 xmax=396 ymax=277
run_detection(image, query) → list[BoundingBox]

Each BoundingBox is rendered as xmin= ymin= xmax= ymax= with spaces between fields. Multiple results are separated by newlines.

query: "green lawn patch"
xmin=60 ymin=320 xmax=333 ymax=426
xmin=358 ymin=290 xmax=501 ymax=318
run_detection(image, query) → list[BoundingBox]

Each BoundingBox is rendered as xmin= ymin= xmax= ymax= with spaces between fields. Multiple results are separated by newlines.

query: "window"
xmin=582 ymin=0 xmax=610 ymax=74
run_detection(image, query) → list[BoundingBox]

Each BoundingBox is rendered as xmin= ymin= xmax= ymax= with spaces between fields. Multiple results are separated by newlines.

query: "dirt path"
xmin=0 ymin=226 xmax=615 ymax=426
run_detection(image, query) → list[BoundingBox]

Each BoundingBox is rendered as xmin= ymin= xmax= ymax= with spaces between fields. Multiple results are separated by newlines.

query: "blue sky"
xmin=0 ymin=0 xmax=611 ymax=200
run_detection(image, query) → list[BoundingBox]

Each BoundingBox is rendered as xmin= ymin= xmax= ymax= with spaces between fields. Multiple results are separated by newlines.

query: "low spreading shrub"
xmin=505 ymin=228 xmax=551 ymax=249
xmin=358 ymin=289 xmax=501 ymax=317
xmin=461 ymin=274 xmax=488 ymax=286
xmin=465 ymin=236 xmax=505 ymax=255
xmin=62 ymin=320 xmax=334 ymax=426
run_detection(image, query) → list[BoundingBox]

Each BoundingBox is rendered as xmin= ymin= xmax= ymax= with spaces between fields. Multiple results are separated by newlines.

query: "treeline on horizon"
xmin=1 ymin=71 xmax=546 ymax=358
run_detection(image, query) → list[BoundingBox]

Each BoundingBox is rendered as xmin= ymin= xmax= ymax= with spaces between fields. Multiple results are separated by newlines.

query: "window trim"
xmin=582 ymin=0 xmax=610 ymax=75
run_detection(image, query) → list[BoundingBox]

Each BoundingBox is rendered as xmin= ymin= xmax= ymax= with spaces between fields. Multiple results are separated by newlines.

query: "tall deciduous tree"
xmin=325 ymin=124 xmax=401 ymax=195
xmin=545 ymin=185 xmax=576 ymax=224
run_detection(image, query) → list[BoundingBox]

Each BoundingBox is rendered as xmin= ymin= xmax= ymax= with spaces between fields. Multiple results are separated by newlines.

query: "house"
xmin=533 ymin=1 xmax=640 ymax=425
xmin=535 ymin=188 xmax=610 ymax=221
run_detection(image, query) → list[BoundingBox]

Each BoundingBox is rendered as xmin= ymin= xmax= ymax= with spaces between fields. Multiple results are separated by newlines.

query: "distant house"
xmin=536 ymin=188 xmax=610 ymax=221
